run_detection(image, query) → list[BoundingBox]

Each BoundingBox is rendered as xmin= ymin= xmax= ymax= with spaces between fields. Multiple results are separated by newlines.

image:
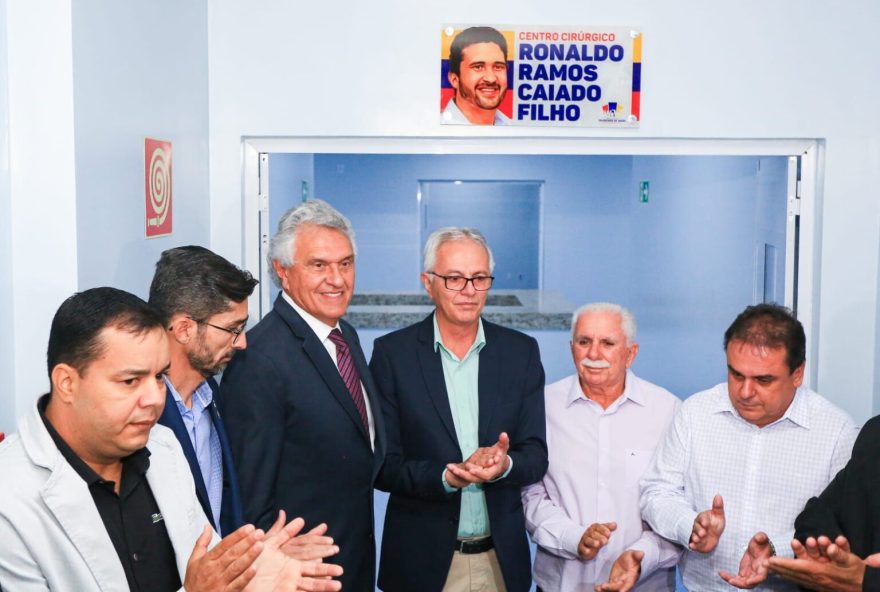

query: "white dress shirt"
xmin=282 ymin=291 xmax=375 ymax=449
xmin=522 ymin=371 xmax=681 ymax=592
xmin=442 ymin=97 xmax=511 ymax=125
xmin=640 ymin=383 xmax=858 ymax=591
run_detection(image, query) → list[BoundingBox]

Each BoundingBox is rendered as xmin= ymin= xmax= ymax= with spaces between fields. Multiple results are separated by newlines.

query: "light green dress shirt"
xmin=434 ymin=315 xmax=511 ymax=538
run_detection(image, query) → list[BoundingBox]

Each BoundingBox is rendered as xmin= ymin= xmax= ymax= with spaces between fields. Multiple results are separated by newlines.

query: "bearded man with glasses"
xmin=370 ymin=227 xmax=548 ymax=592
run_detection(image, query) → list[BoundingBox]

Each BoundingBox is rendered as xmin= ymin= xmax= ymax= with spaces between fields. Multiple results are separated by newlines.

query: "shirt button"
xmin=132 ymin=553 xmax=140 ymax=562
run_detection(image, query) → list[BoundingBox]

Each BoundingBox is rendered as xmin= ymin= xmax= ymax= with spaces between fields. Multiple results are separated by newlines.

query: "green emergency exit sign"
xmin=639 ymin=181 xmax=649 ymax=203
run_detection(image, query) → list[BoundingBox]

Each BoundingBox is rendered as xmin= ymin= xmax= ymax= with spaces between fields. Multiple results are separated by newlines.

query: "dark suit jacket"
xmin=795 ymin=415 xmax=878 ymax=590
xmin=219 ymin=294 xmax=386 ymax=592
xmin=158 ymin=377 xmax=243 ymax=536
xmin=370 ymin=313 xmax=547 ymax=592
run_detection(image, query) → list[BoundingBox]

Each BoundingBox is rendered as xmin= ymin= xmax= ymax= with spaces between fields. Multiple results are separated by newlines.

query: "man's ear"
xmin=51 ymin=363 xmax=79 ymax=404
xmin=448 ymin=72 xmax=459 ymax=93
xmin=791 ymin=362 xmax=806 ymax=388
xmin=168 ymin=313 xmax=196 ymax=344
xmin=625 ymin=343 xmax=640 ymax=369
xmin=272 ymin=259 xmax=289 ymax=292
xmin=420 ymin=272 xmax=433 ymax=294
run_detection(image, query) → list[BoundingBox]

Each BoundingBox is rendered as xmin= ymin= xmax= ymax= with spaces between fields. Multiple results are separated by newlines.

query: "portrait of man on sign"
xmin=441 ymin=26 xmax=513 ymax=126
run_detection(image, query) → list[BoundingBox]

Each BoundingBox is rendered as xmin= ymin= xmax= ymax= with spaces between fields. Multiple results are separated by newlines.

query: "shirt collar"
xmin=164 ymin=376 xmax=213 ymax=413
xmin=443 ymin=98 xmax=510 ymax=126
xmin=432 ymin=313 xmax=486 ymax=360
xmin=282 ymin=290 xmax=339 ymax=343
xmin=710 ymin=383 xmax=810 ymax=429
xmin=566 ymin=370 xmax=645 ymax=410
xmin=38 ymin=394 xmax=152 ymax=485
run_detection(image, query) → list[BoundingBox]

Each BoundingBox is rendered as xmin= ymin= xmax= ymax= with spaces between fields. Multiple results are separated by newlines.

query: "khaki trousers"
xmin=442 ymin=548 xmax=508 ymax=592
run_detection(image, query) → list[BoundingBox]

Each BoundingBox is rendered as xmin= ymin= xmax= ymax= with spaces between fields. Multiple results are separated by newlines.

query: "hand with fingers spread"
xmin=577 ymin=521 xmax=617 ymax=561
xmin=445 ymin=432 xmax=510 ymax=487
xmin=245 ymin=525 xmax=302 ymax=592
xmin=264 ymin=511 xmax=344 ymax=591
xmin=767 ymin=535 xmax=880 ymax=591
xmin=184 ymin=524 xmax=265 ymax=592
xmin=690 ymin=494 xmax=725 ymax=553
xmin=719 ymin=531 xmax=773 ymax=588
xmin=595 ymin=549 xmax=644 ymax=592
xmin=266 ymin=510 xmax=340 ymax=562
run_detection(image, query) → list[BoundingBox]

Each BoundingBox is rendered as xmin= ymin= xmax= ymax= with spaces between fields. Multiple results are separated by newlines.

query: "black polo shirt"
xmin=38 ymin=395 xmax=181 ymax=592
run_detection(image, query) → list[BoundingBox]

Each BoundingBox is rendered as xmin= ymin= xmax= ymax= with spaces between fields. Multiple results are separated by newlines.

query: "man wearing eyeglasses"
xmin=370 ymin=227 xmax=548 ymax=592
xmin=148 ymin=246 xmax=258 ymax=537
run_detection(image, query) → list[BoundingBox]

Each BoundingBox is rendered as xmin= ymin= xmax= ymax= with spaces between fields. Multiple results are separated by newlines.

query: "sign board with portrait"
xmin=144 ymin=137 xmax=173 ymax=238
xmin=440 ymin=25 xmax=642 ymax=128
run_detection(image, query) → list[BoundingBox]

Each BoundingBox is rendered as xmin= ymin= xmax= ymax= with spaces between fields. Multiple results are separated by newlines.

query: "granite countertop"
xmin=343 ymin=290 xmax=574 ymax=330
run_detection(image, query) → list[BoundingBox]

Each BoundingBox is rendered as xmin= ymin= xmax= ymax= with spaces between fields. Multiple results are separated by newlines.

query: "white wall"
xmin=0 ymin=0 xmax=79 ymax=430
xmin=0 ymin=0 xmax=211 ymax=430
xmin=208 ymin=0 xmax=880 ymax=422
xmin=72 ymin=0 xmax=210 ymax=297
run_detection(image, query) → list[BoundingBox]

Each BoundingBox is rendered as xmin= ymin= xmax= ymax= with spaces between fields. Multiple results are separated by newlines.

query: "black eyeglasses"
xmin=188 ymin=317 xmax=245 ymax=344
xmin=427 ymin=272 xmax=494 ymax=291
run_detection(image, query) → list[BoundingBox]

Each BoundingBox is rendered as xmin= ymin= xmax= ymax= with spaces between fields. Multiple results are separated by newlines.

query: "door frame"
xmin=241 ymin=137 xmax=821 ymax=386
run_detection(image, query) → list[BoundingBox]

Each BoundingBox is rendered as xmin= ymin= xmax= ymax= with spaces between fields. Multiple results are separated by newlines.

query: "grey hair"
xmin=570 ymin=302 xmax=637 ymax=346
xmin=423 ymin=227 xmax=495 ymax=274
xmin=267 ymin=199 xmax=357 ymax=287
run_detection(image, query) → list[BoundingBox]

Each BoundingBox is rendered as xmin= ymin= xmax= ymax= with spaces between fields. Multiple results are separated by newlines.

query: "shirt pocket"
xmin=624 ymin=448 xmax=655 ymax=488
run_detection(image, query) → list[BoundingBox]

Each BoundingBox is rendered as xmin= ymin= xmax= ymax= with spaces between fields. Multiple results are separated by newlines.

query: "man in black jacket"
xmin=768 ymin=417 xmax=880 ymax=590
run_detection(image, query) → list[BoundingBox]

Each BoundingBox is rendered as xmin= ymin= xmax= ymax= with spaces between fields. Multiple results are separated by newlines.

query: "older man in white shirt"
xmin=639 ymin=303 xmax=858 ymax=591
xmin=522 ymin=303 xmax=681 ymax=592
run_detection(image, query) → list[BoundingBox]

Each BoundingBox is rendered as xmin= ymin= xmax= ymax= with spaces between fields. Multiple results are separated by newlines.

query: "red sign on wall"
xmin=145 ymin=138 xmax=173 ymax=238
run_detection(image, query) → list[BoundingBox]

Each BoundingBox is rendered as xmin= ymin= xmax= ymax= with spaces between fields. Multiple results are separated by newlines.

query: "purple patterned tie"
xmin=328 ymin=328 xmax=369 ymax=433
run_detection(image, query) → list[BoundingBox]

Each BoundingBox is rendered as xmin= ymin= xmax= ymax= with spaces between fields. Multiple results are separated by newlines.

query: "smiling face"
xmin=274 ymin=224 xmax=355 ymax=327
xmin=422 ymin=238 xmax=491 ymax=330
xmin=186 ymin=299 xmax=249 ymax=376
xmin=570 ymin=310 xmax=638 ymax=399
xmin=448 ymin=42 xmax=508 ymax=115
xmin=52 ymin=326 xmax=170 ymax=465
xmin=726 ymin=339 xmax=804 ymax=428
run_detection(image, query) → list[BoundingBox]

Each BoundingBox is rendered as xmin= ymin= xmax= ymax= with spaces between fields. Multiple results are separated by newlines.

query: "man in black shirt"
xmin=0 ymin=287 xmax=332 ymax=591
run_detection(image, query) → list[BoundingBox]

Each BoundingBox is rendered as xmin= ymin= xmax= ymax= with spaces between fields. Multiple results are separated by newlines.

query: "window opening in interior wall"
xmin=419 ymin=180 xmax=542 ymax=290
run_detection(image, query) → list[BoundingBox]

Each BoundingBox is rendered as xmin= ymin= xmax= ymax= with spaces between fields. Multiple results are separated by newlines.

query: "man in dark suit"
xmin=767 ymin=417 xmax=880 ymax=590
xmin=149 ymin=246 xmax=257 ymax=536
xmin=220 ymin=200 xmax=386 ymax=592
xmin=370 ymin=227 xmax=548 ymax=592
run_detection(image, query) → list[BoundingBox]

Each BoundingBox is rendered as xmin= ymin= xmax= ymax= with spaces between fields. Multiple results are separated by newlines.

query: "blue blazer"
xmin=219 ymin=294 xmax=386 ymax=592
xmin=158 ymin=377 xmax=244 ymax=536
xmin=370 ymin=313 xmax=548 ymax=592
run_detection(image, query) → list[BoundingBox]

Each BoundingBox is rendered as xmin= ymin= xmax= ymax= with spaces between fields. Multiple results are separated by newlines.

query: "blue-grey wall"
xmin=72 ymin=0 xmax=210 ymax=297
xmin=268 ymin=153 xmax=788 ymax=398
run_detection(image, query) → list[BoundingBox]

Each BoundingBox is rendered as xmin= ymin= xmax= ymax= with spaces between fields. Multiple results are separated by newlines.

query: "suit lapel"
xmin=275 ymin=296 xmax=372 ymax=445
xmin=416 ymin=315 xmax=459 ymax=447
xmin=20 ymin=409 xmax=128 ymax=590
xmin=477 ymin=320 xmax=500 ymax=444
xmin=147 ymin=435 xmax=205 ymax=580
xmin=207 ymin=380 xmax=243 ymax=532
xmin=157 ymin=390 xmax=213 ymax=527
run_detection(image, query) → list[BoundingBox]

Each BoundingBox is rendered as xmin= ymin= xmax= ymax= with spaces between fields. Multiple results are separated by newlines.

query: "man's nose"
xmin=143 ymin=376 xmax=166 ymax=407
xmin=738 ymin=379 xmax=758 ymax=399
xmin=460 ymin=279 xmax=478 ymax=295
xmin=233 ymin=331 xmax=247 ymax=350
xmin=325 ymin=264 xmax=344 ymax=286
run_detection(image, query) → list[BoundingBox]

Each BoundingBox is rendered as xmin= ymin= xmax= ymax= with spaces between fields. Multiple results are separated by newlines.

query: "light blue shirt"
xmin=166 ymin=377 xmax=223 ymax=529
xmin=435 ymin=316 xmax=511 ymax=538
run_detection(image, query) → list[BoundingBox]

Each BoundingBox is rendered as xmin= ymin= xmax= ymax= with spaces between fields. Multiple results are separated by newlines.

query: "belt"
xmin=454 ymin=537 xmax=494 ymax=554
